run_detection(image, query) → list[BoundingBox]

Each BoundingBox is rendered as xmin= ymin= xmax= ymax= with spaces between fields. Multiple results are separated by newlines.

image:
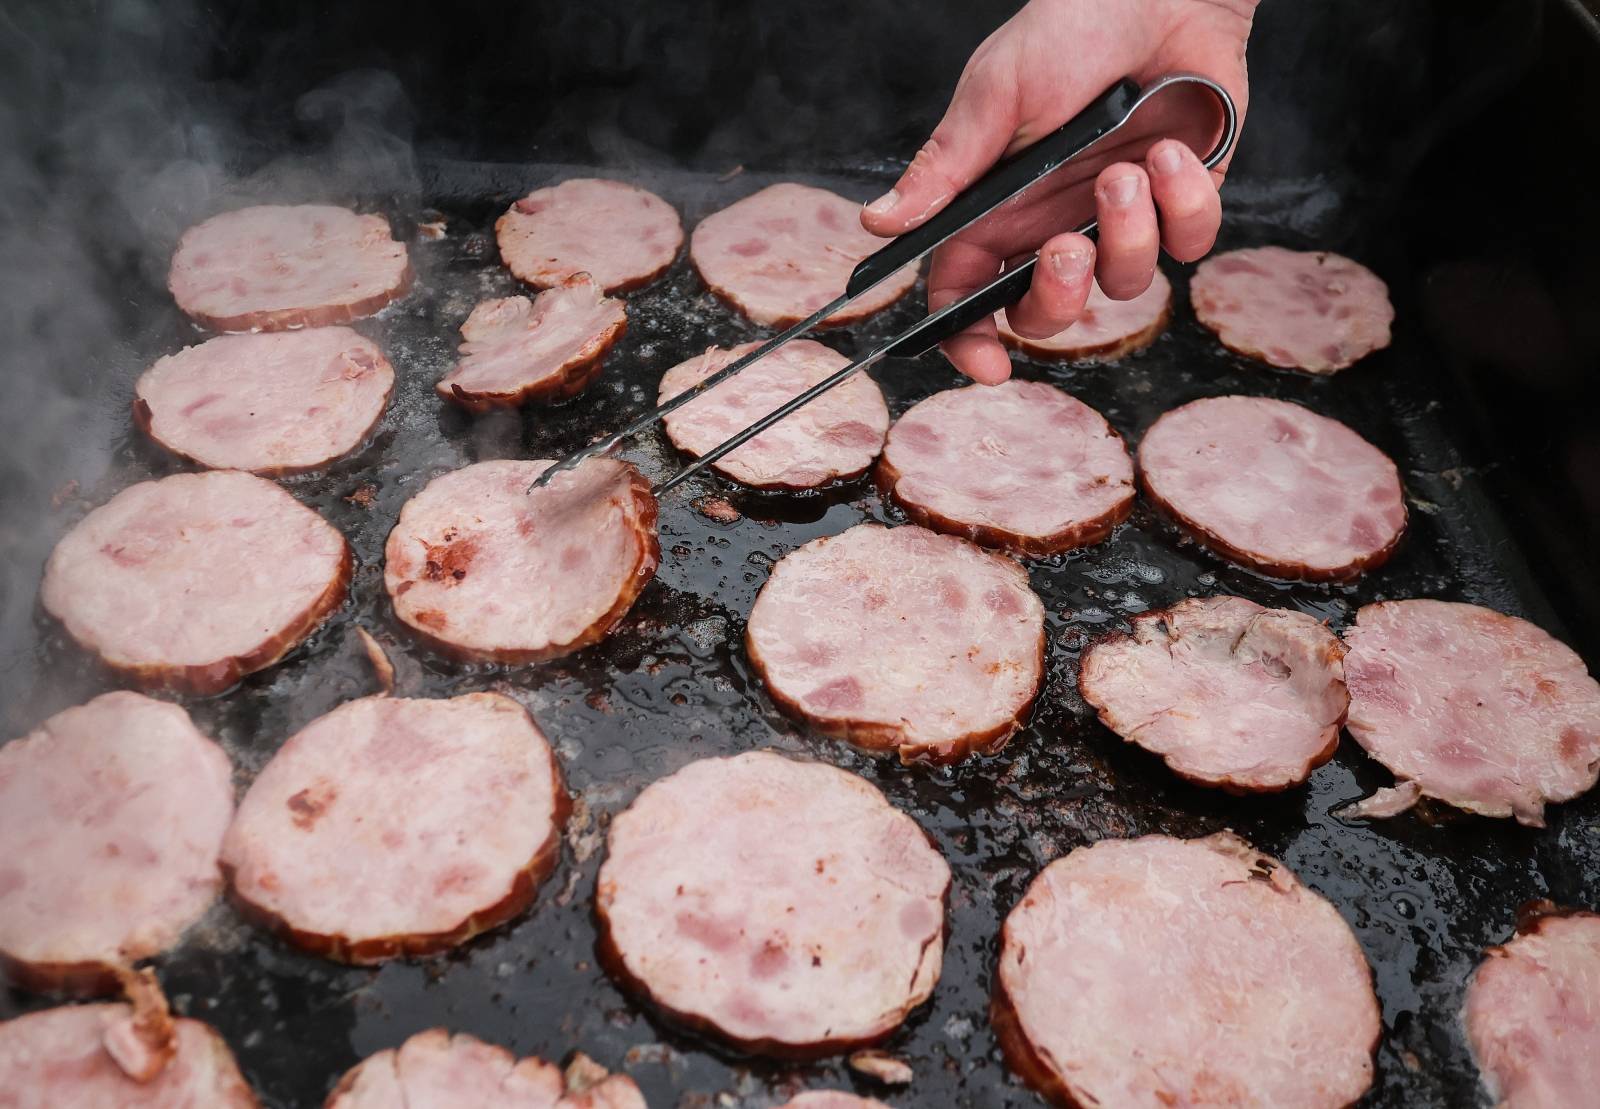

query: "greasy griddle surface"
xmin=3 ymin=163 xmax=1597 ymax=1109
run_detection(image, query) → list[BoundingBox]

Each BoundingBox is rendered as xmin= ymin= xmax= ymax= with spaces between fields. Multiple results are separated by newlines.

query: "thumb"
xmin=862 ymin=66 xmax=1017 ymax=237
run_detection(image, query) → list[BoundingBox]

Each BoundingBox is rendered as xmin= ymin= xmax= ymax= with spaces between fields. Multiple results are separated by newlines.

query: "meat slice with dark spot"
xmin=496 ymin=177 xmax=682 ymax=293
xmin=995 ymin=833 xmax=1379 ymax=1108
xmin=41 ymin=470 xmax=351 ymax=694
xmin=596 ymin=751 xmax=949 ymax=1058
xmin=1079 ymin=595 xmax=1348 ymax=792
xmin=1341 ymin=599 xmax=1600 ymax=825
xmin=995 ymin=271 xmax=1172 ymax=362
xmin=221 ymin=693 xmax=568 ymax=964
xmin=383 ymin=458 xmax=659 ymax=663
xmin=746 ymin=524 xmax=1045 ymax=764
xmin=0 ymin=693 xmax=233 ymax=995
xmin=168 ymin=204 xmax=411 ymax=332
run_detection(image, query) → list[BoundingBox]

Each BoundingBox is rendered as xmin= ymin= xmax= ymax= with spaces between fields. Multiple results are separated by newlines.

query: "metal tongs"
xmin=529 ymin=73 xmax=1238 ymax=497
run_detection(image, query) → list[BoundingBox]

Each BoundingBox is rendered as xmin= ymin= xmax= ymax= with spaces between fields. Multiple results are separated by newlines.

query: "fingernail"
xmin=1150 ymin=144 xmax=1184 ymax=176
xmin=1102 ymin=174 xmax=1141 ymax=207
xmin=1050 ymin=246 xmax=1092 ymax=281
xmin=865 ymin=189 xmax=900 ymax=216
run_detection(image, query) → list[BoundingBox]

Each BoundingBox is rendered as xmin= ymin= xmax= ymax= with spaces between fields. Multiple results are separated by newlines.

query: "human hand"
xmin=862 ymin=0 xmax=1256 ymax=383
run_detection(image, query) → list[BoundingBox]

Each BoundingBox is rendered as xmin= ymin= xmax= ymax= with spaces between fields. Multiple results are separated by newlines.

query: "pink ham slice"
xmin=40 ymin=470 xmax=351 ymax=694
xmin=778 ymin=1095 xmax=890 ymax=1109
xmin=658 ymin=339 xmax=889 ymax=489
xmin=438 ymin=274 xmax=627 ymax=412
xmin=689 ymin=183 xmax=918 ymax=327
xmin=328 ymin=1030 xmax=643 ymax=1109
xmin=496 ymin=178 xmax=682 ymax=294
xmin=1079 ymin=596 xmax=1348 ymax=792
xmin=0 ymin=1003 xmax=256 ymax=1107
xmin=995 ymin=833 xmax=1380 ymax=1109
xmin=876 ymin=379 xmax=1134 ymax=556
xmin=1137 ymin=395 xmax=1407 ymax=581
xmin=996 ymin=271 xmax=1172 ymax=362
xmin=168 ymin=204 xmax=411 ymax=332
xmin=1191 ymin=247 xmax=1394 ymax=373
xmin=1341 ymin=600 xmax=1600 ymax=826
xmin=221 ymin=693 xmax=567 ymax=964
xmin=595 ymin=751 xmax=949 ymax=1058
xmin=383 ymin=458 xmax=659 ymax=663
xmin=746 ymin=524 xmax=1045 ymax=764
xmin=0 ymin=693 xmax=233 ymax=994
xmin=134 ymin=328 xmax=394 ymax=474
xmin=1464 ymin=905 xmax=1600 ymax=1109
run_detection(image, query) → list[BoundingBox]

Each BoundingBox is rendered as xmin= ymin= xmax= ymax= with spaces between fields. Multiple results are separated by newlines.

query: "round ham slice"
xmin=595 ymin=751 xmax=950 ymax=1058
xmin=221 ymin=693 xmax=567 ymax=963
xmin=689 ymin=182 xmax=918 ymax=327
xmin=1341 ymin=600 xmax=1600 ymax=826
xmin=1137 ymin=395 xmax=1407 ymax=581
xmin=328 ymin=1030 xmax=643 ymax=1109
xmin=0 ymin=1003 xmax=256 ymax=1108
xmin=746 ymin=524 xmax=1045 ymax=764
xmin=383 ymin=458 xmax=659 ymax=663
xmin=41 ymin=470 xmax=351 ymax=694
xmin=1079 ymin=596 xmax=1348 ymax=792
xmin=995 ymin=833 xmax=1380 ymax=1109
xmin=168 ymin=204 xmax=411 ymax=332
xmin=779 ymin=1095 xmax=889 ymax=1109
xmin=996 ymin=271 xmax=1171 ymax=362
xmin=437 ymin=274 xmax=628 ymax=412
xmin=658 ymin=339 xmax=889 ymax=489
xmin=876 ymin=379 xmax=1134 ymax=556
xmin=1464 ymin=905 xmax=1600 ymax=1109
xmin=134 ymin=328 xmax=394 ymax=474
xmin=496 ymin=178 xmax=682 ymax=294
xmin=0 ymin=693 xmax=233 ymax=994
xmin=1191 ymin=247 xmax=1393 ymax=374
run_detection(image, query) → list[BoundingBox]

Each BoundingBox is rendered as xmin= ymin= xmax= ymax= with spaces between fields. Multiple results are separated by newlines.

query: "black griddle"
xmin=3 ymin=0 xmax=1600 ymax=1106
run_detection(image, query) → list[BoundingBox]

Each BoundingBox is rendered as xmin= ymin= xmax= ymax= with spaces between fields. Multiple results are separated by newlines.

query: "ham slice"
xmin=996 ymin=271 xmax=1171 ymax=361
xmin=876 ymin=379 xmax=1134 ymax=556
xmin=134 ymin=327 xmax=394 ymax=474
xmin=221 ymin=693 xmax=567 ymax=963
xmin=40 ymin=471 xmax=351 ymax=694
xmin=383 ymin=458 xmax=659 ymax=663
xmin=745 ymin=524 xmax=1045 ymax=764
xmin=778 ymin=1096 xmax=889 ymax=1109
xmin=496 ymin=178 xmax=682 ymax=294
xmin=438 ymin=274 xmax=628 ymax=412
xmin=689 ymin=183 xmax=918 ymax=327
xmin=1341 ymin=600 xmax=1600 ymax=826
xmin=168 ymin=204 xmax=411 ymax=332
xmin=0 ymin=693 xmax=233 ymax=994
xmin=0 ymin=1003 xmax=255 ymax=1107
xmin=1079 ymin=596 xmax=1347 ymax=792
xmin=658 ymin=339 xmax=889 ymax=489
xmin=596 ymin=751 xmax=949 ymax=1058
xmin=995 ymin=833 xmax=1380 ymax=1109
xmin=1191 ymin=247 xmax=1393 ymax=373
xmin=1465 ymin=904 xmax=1600 ymax=1109
xmin=1137 ymin=395 xmax=1407 ymax=581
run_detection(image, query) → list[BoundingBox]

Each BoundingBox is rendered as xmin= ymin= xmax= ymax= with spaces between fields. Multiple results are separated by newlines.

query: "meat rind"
xmin=496 ymin=177 xmax=682 ymax=294
xmin=995 ymin=271 xmax=1171 ymax=362
xmin=595 ymin=751 xmax=950 ymax=1058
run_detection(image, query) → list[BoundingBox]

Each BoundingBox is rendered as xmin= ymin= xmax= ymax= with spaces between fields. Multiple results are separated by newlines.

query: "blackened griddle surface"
xmin=2 ymin=162 xmax=1596 ymax=1109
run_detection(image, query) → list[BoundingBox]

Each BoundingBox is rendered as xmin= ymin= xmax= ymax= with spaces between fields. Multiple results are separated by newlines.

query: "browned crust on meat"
xmin=393 ymin=470 xmax=660 ymax=664
xmin=437 ymin=313 xmax=627 ymax=413
xmin=0 ymin=950 xmax=125 ymax=996
xmin=1136 ymin=449 xmax=1408 ymax=583
xmin=1511 ymin=900 xmax=1600 ymax=936
xmin=46 ymin=540 xmax=353 ymax=696
xmin=133 ymin=370 xmax=396 ymax=477
xmin=744 ymin=606 xmax=1045 ymax=767
xmin=494 ymin=211 xmax=680 ymax=295
xmin=1077 ymin=609 xmax=1348 ymax=794
xmin=873 ymin=453 xmax=1134 ymax=558
xmin=175 ymin=261 xmax=414 ymax=334
xmin=593 ymin=821 xmax=950 ymax=1060
xmin=998 ymin=298 xmax=1171 ymax=363
xmin=225 ymin=728 xmax=571 ymax=965
xmin=666 ymin=430 xmax=879 ymax=493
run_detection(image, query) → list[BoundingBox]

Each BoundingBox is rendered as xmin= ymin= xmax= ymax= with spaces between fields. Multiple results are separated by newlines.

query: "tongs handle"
xmin=846 ymin=78 xmax=1141 ymax=299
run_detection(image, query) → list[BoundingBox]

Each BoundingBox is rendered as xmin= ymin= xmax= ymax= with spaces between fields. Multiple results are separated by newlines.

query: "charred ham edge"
xmin=352 ymin=626 xmax=396 ymax=695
